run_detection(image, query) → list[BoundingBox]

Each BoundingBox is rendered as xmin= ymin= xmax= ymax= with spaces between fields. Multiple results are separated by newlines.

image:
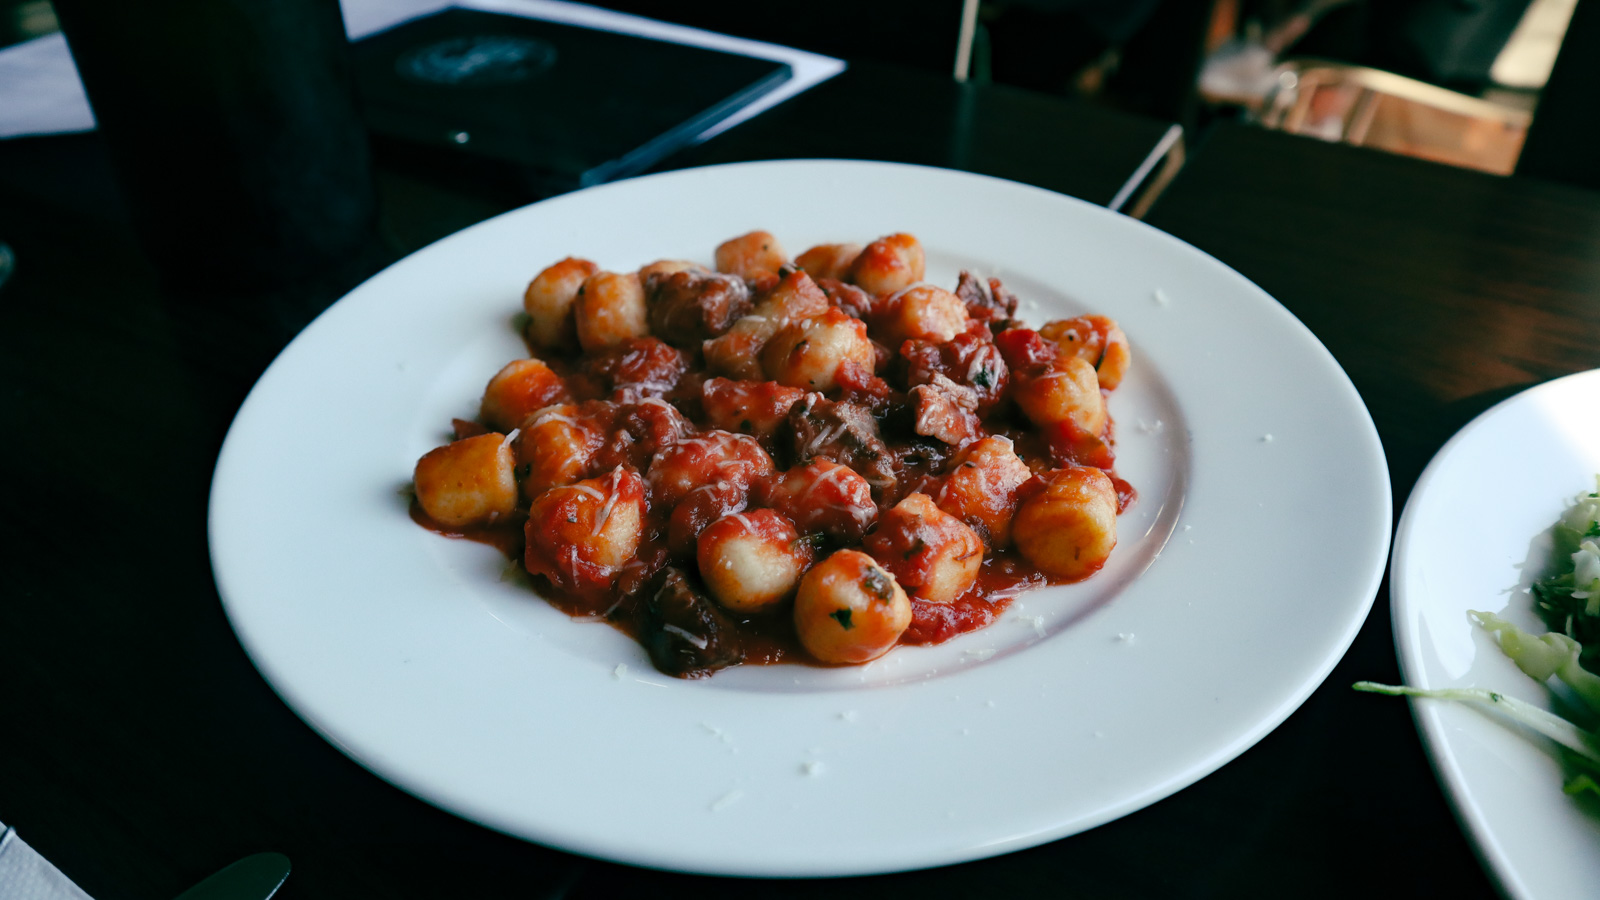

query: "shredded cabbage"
xmin=1356 ymin=480 xmax=1600 ymax=799
xmin=1533 ymin=482 xmax=1600 ymax=666
xmin=1352 ymin=681 xmax=1600 ymax=765
xmin=1470 ymin=610 xmax=1600 ymax=710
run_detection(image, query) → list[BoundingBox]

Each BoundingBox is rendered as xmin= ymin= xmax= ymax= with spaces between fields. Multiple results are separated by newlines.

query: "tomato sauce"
xmin=901 ymin=553 xmax=1047 ymax=645
xmin=414 ymin=494 xmax=1079 ymax=664
xmin=414 ymin=454 xmax=1125 ymax=666
xmin=409 ymin=501 xmax=525 ymax=558
xmin=411 ymin=250 xmax=1136 ymax=676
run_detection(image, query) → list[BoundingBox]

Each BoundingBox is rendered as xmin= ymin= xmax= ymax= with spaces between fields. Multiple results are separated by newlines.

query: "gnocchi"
xmin=479 ymin=358 xmax=569 ymax=432
xmin=697 ymin=509 xmax=813 ymax=614
xmin=793 ymin=549 xmax=911 ymax=664
xmin=794 ymin=242 xmax=862 ymax=282
xmin=647 ymin=430 xmax=774 ymax=509
xmin=1011 ymin=347 xmax=1108 ymax=438
xmin=512 ymin=403 xmax=603 ymax=500
xmin=523 ymin=257 xmax=598 ymax=350
xmin=761 ymin=307 xmax=877 ymax=392
xmin=523 ymin=467 xmax=646 ymax=600
xmin=873 ymin=284 xmax=970 ymax=347
xmin=848 ymin=232 xmax=924 ymax=296
xmin=1013 ymin=466 xmax=1119 ymax=580
xmin=1040 ymin=315 xmax=1131 ymax=391
xmin=714 ymin=230 xmax=786 ymax=280
xmin=863 ymin=493 xmax=983 ymax=604
xmin=934 ymin=436 xmax=1034 ymax=548
xmin=413 ymin=432 xmax=518 ymax=528
xmin=410 ymin=229 xmax=1135 ymax=678
xmin=765 ymin=458 xmax=878 ymax=543
xmin=574 ymin=271 xmax=650 ymax=352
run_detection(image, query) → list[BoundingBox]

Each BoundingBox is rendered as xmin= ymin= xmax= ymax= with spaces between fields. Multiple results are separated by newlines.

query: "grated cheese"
xmin=663 ymin=623 xmax=708 ymax=650
xmin=531 ymin=409 xmax=580 ymax=428
xmin=559 ymin=484 xmax=605 ymax=503
xmin=591 ymin=468 xmax=624 ymax=536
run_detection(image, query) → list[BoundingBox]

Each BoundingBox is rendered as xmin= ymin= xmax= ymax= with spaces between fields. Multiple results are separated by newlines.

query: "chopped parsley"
xmin=830 ymin=608 xmax=853 ymax=630
xmin=1565 ymin=770 xmax=1600 ymax=798
xmin=794 ymin=532 xmax=829 ymax=552
xmin=861 ymin=567 xmax=893 ymax=602
xmin=972 ymin=368 xmax=993 ymax=389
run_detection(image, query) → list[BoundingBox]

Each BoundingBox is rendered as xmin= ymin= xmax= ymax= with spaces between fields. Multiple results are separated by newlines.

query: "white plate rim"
xmin=208 ymin=158 xmax=1393 ymax=876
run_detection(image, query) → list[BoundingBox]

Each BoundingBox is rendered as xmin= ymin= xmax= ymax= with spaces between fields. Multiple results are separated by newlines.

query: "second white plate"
xmin=1394 ymin=369 xmax=1600 ymax=900
xmin=209 ymin=160 xmax=1391 ymax=876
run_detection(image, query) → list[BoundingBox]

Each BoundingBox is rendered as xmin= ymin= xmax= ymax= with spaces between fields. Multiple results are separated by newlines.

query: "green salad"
xmin=1531 ymin=486 xmax=1600 ymax=671
xmin=1358 ymin=482 xmax=1600 ymax=798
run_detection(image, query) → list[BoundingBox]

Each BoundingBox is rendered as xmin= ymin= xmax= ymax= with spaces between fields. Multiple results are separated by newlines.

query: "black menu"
xmin=354 ymin=8 xmax=792 ymax=188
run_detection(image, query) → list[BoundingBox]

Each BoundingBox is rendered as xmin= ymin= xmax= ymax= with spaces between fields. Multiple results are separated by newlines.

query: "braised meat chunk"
xmin=954 ymin=270 xmax=1019 ymax=322
xmin=817 ymin=277 xmax=874 ymax=321
xmin=784 ymin=394 xmax=896 ymax=493
xmin=703 ymin=268 xmax=830 ymax=380
xmin=591 ymin=398 xmax=692 ymax=472
xmin=898 ymin=329 xmax=1009 ymax=413
xmin=909 ymin=375 xmax=983 ymax=448
xmin=642 ymin=568 xmax=744 ymax=677
xmin=644 ymin=269 xmax=752 ymax=347
xmin=700 ymin=376 xmax=814 ymax=449
xmin=576 ymin=336 xmax=687 ymax=402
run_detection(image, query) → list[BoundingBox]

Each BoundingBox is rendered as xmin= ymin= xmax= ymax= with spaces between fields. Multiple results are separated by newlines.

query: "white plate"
xmin=209 ymin=160 xmax=1390 ymax=876
xmin=1393 ymin=370 xmax=1600 ymax=900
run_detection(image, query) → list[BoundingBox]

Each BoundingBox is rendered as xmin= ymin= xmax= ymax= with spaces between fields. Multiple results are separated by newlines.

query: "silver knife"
xmin=172 ymin=853 xmax=290 ymax=900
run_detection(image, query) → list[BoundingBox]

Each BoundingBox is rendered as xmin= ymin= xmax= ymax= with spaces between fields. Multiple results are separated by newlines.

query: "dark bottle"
xmin=52 ymin=0 xmax=377 ymax=290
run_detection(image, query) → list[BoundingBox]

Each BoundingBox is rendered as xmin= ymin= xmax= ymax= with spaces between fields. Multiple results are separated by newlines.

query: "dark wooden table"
xmin=1138 ymin=121 xmax=1600 ymax=898
xmin=0 ymin=63 xmax=1203 ymax=899
xmin=672 ymin=60 xmax=1182 ymax=214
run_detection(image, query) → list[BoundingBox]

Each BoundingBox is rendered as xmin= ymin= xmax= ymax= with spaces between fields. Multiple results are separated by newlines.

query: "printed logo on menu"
xmin=397 ymin=35 xmax=557 ymax=86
